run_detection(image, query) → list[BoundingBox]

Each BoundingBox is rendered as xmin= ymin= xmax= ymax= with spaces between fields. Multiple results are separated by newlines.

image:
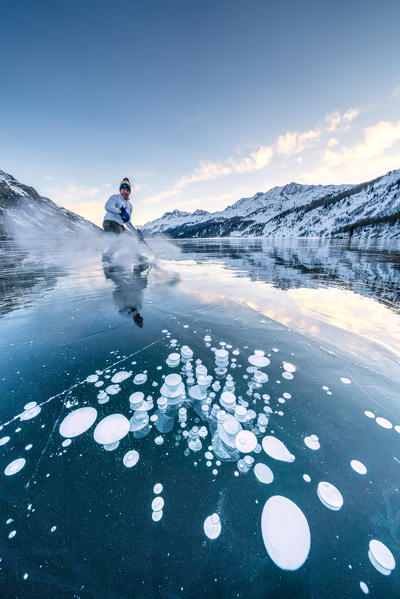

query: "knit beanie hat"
xmin=119 ymin=177 xmax=131 ymax=192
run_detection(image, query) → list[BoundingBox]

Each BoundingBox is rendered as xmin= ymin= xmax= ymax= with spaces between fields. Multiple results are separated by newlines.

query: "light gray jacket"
xmin=104 ymin=194 xmax=133 ymax=226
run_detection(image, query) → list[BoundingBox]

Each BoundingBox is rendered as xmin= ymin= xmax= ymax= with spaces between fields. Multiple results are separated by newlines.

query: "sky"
xmin=1 ymin=0 xmax=400 ymax=227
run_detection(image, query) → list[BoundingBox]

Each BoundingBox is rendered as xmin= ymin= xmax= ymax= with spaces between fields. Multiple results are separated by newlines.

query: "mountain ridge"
xmin=0 ymin=169 xmax=100 ymax=240
xmin=142 ymin=169 xmax=400 ymax=239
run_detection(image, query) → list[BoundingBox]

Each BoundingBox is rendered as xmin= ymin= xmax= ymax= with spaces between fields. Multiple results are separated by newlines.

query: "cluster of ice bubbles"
xmin=1 ymin=331 xmax=397 ymax=586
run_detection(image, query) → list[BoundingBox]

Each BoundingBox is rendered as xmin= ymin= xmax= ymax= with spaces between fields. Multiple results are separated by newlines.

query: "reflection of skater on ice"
xmin=103 ymin=260 xmax=150 ymax=328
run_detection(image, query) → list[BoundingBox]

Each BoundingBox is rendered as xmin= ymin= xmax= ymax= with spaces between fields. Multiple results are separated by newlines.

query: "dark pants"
xmin=103 ymin=220 xmax=125 ymax=234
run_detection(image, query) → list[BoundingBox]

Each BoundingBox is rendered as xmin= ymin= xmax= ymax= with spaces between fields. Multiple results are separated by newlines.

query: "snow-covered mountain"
xmin=0 ymin=169 xmax=100 ymax=240
xmin=142 ymin=169 xmax=400 ymax=239
xmin=142 ymin=208 xmax=211 ymax=234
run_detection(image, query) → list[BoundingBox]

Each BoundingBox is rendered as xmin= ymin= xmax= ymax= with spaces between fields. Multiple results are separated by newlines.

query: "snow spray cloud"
xmin=3 ymin=205 xmax=181 ymax=269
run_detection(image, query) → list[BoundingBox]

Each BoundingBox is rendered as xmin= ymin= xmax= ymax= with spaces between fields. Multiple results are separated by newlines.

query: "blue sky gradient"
xmin=1 ymin=0 xmax=399 ymax=225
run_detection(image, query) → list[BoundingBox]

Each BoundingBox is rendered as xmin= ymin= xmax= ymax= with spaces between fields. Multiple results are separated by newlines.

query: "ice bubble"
xmin=395 ymin=426 xmax=400 ymax=434
xmin=25 ymin=444 xmax=32 ymax=451
xmin=8 ymin=530 xmax=16 ymax=539
xmin=86 ymin=374 xmax=99 ymax=383
xmin=166 ymin=352 xmax=180 ymax=367
xmin=111 ymin=371 xmax=131 ymax=384
xmin=340 ymin=377 xmax=351 ymax=384
xmin=234 ymin=405 xmax=247 ymax=422
xmin=254 ymin=463 xmax=274 ymax=484
xmin=123 ymin=450 xmax=139 ymax=468
xmin=155 ymin=436 xmax=164 ymax=445
xmin=95 ymin=381 xmax=104 ymax=387
xmin=283 ymin=362 xmax=296 ymax=373
xmin=282 ymin=372 xmax=294 ymax=380
xmin=248 ymin=355 xmax=270 ymax=368
xmin=0 ymin=436 xmax=10 ymax=446
xmin=20 ymin=405 xmax=41 ymax=420
xmin=152 ymin=510 xmax=163 ymax=522
xmin=181 ymin=345 xmax=193 ymax=359
xmin=165 ymin=373 xmax=182 ymax=389
xmin=220 ymin=391 xmax=236 ymax=411
xmin=105 ymin=384 xmax=121 ymax=395
xmin=153 ymin=483 xmax=163 ymax=494
xmin=360 ymin=581 xmax=369 ymax=594
xmin=253 ymin=370 xmax=268 ymax=384
xmin=303 ymin=474 xmax=311 ymax=483
xmin=129 ymin=391 xmax=145 ymax=409
xmin=304 ymin=436 xmax=320 ymax=451
xmin=364 ymin=411 xmax=375 ymax=419
xmin=152 ymin=496 xmax=164 ymax=512
xmin=212 ymin=469 xmax=218 ymax=475
xmin=376 ymin=417 xmax=392 ymax=429
xmin=5 ymin=458 xmax=26 ymax=476
xmin=368 ymin=540 xmax=396 ymax=575
xmin=261 ymin=496 xmax=310 ymax=570
xmin=283 ymin=393 xmax=291 ymax=399
xmin=97 ymin=390 xmax=108 ymax=400
xmin=59 ymin=407 xmax=97 ymax=438
xmin=188 ymin=385 xmax=206 ymax=401
xmin=322 ymin=386 xmax=329 ymax=391
xmin=24 ymin=402 xmax=37 ymax=411
xmin=262 ymin=436 xmax=295 ymax=463
xmin=218 ymin=415 xmax=242 ymax=449
xmin=61 ymin=439 xmax=72 ymax=448
xmin=93 ymin=414 xmax=130 ymax=450
xmin=204 ymin=513 xmax=221 ymax=540
xmin=50 ymin=526 xmax=57 ymax=532
xmin=235 ymin=430 xmax=257 ymax=453
xmin=350 ymin=460 xmax=367 ymax=475
xmin=133 ymin=373 xmax=147 ymax=385
xmin=317 ymin=481 xmax=343 ymax=511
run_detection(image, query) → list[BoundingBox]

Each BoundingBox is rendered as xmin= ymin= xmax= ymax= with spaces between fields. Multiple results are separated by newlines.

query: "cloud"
xmin=328 ymin=138 xmax=338 ymax=147
xmin=343 ymin=108 xmax=359 ymax=122
xmin=325 ymin=110 xmax=341 ymax=132
xmin=61 ymin=184 xmax=101 ymax=202
xmin=144 ymin=105 xmax=359 ymax=205
xmin=276 ymin=129 xmax=321 ymax=156
xmin=325 ymin=108 xmax=359 ymax=132
xmin=145 ymin=146 xmax=274 ymax=204
xmin=301 ymin=119 xmax=400 ymax=183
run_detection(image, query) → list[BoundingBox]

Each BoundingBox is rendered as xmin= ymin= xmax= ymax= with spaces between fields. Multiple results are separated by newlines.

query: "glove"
xmin=120 ymin=207 xmax=130 ymax=223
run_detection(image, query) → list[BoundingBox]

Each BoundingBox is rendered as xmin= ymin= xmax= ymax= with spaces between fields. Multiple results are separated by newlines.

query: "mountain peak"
xmin=280 ymin=182 xmax=307 ymax=195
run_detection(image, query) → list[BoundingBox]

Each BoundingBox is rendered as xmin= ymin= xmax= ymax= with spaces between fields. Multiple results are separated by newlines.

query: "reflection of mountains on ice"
xmin=0 ymin=240 xmax=59 ymax=317
xmin=179 ymin=239 xmax=400 ymax=310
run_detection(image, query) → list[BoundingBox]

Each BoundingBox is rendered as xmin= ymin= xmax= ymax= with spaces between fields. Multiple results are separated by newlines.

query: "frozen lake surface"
xmin=1 ymin=237 xmax=400 ymax=598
